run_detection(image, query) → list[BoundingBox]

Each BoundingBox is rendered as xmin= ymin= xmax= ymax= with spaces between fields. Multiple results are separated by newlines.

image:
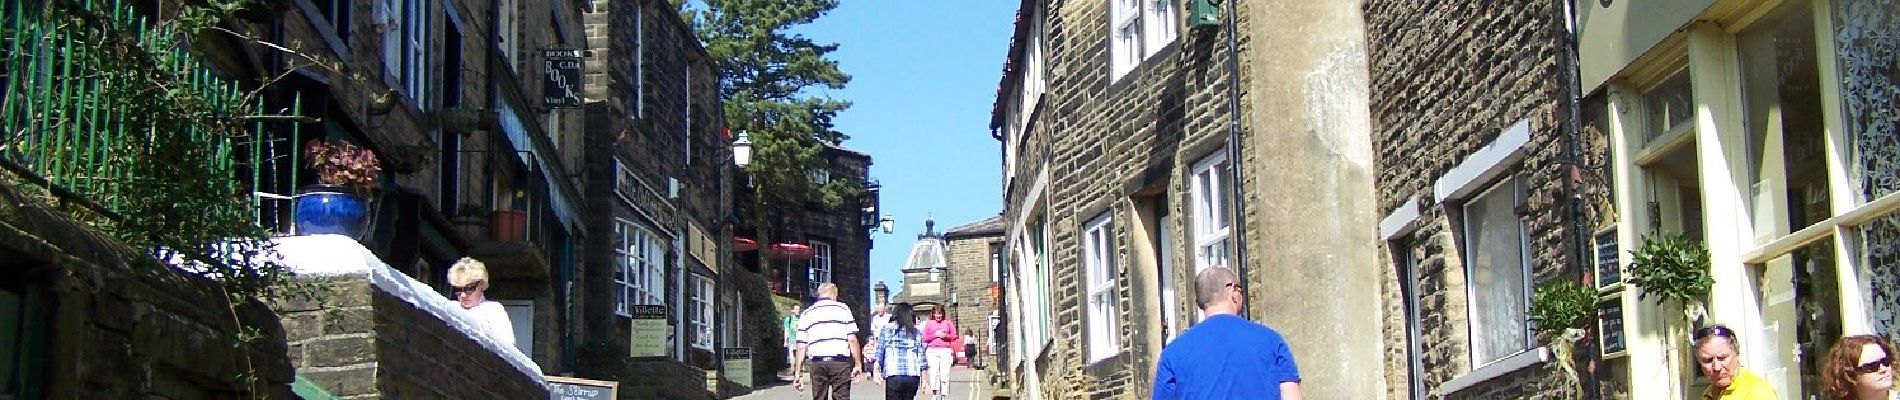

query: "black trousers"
xmin=883 ymin=375 xmax=921 ymax=400
xmin=807 ymin=360 xmax=854 ymax=400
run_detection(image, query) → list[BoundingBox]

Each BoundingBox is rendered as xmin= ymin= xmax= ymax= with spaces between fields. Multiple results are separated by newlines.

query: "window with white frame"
xmin=807 ymin=241 xmax=832 ymax=295
xmin=1083 ymin=213 xmax=1120 ymax=362
xmin=400 ymin=0 xmax=428 ymax=107
xmin=690 ymin=274 xmax=714 ymax=350
xmin=308 ymin=0 xmax=351 ymax=40
xmin=1461 ymin=176 xmax=1534 ymax=366
xmin=1108 ymin=0 xmax=1179 ymax=79
xmin=497 ymin=0 xmax=518 ymax=66
xmin=1190 ymin=152 xmax=1231 ymax=274
xmin=614 ymin=219 xmax=666 ymax=316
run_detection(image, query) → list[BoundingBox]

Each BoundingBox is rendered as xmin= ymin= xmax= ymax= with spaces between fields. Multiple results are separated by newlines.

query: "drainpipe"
xmin=1555 ymin=0 xmax=1600 ymax=399
xmin=1222 ymin=0 xmax=1250 ymax=318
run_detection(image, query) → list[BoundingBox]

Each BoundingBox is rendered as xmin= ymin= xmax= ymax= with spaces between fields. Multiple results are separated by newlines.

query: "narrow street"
xmin=736 ymin=367 xmax=993 ymax=400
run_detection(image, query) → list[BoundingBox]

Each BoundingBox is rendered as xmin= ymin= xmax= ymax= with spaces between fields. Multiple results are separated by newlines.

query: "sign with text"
xmin=631 ymin=305 xmax=668 ymax=358
xmin=542 ymin=49 xmax=583 ymax=109
xmin=1599 ymin=300 xmax=1626 ymax=356
xmin=546 ymin=376 xmax=617 ymax=400
xmin=722 ymin=348 xmax=753 ymax=387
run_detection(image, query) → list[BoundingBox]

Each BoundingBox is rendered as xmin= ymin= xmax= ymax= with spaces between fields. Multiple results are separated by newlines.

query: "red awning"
xmin=771 ymin=243 xmax=814 ymax=260
xmin=734 ymin=237 xmax=759 ymax=252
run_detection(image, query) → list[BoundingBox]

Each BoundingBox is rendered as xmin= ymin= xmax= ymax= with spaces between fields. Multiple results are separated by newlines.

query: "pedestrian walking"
xmin=874 ymin=303 xmax=934 ymax=400
xmin=866 ymin=305 xmax=892 ymax=374
xmin=1152 ymin=267 xmax=1304 ymax=400
xmin=785 ymin=304 xmax=802 ymax=365
xmin=921 ymin=307 xmax=959 ymax=400
xmin=1694 ymin=324 xmax=1779 ymax=400
xmin=793 ymin=283 xmax=863 ymax=400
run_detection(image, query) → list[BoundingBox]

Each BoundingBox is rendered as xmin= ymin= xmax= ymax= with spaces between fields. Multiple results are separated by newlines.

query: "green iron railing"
xmin=1 ymin=0 xmax=301 ymax=267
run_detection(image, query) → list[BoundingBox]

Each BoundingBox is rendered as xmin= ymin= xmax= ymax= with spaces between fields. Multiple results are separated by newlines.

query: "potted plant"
xmin=294 ymin=138 xmax=381 ymax=237
xmin=487 ymin=190 xmax=529 ymax=242
xmin=1529 ymin=280 xmax=1598 ymax=399
xmin=1626 ymin=232 xmax=1714 ymax=322
xmin=1624 ymin=232 xmax=1713 ymax=398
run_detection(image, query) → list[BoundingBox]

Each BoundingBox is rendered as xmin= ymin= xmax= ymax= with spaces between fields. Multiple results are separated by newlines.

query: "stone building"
xmin=2 ymin=0 xmax=588 ymax=396
xmin=942 ymin=215 xmax=1006 ymax=363
xmin=1575 ymin=0 xmax=1900 ymax=398
xmin=989 ymin=1 xmax=1383 ymax=399
xmin=733 ymin=141 xmax=880 ymax=350
xmin=1363 ymin=0 xmax=1611 ymax=399
xmin=576 ymin=0 xmax=749 ymax=395
xmin=890 ymin=218 xmax=951 ymax=311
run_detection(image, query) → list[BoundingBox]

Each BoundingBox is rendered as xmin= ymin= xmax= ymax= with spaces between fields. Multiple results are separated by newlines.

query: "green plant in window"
xmin=1625 ymin=232 xmax=1713 ymax=321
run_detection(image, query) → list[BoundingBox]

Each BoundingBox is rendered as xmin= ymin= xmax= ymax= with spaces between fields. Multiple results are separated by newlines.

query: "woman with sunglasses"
xmin=448 ymin=257 xmax=516 ymax=348
xmin=1821 ymin=334 xmax=1897 ymax=400
xmin=1695 ymin=324 xmax=1779 ymax=400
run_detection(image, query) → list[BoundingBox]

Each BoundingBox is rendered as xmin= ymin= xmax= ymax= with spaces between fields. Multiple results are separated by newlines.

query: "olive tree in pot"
xmin=1624 ymin=232 xmax=1714 ymax=397
xmin=1529 ymin=280 xmax=1598 ymax=399
xmin=295 ymin=139 xmax=382 ymax=238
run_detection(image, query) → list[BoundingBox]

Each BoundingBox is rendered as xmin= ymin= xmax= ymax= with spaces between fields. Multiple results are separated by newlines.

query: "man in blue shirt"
xmin=1152 ymin=267 xmax=1305 ymax=400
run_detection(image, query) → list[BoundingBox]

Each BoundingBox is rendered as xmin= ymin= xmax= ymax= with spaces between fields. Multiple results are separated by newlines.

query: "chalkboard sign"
xmin=1594 ymin=230 xmax=1621 ymax=288
xmin=631 ymin=305 xmax=668 ymax=358
xmin=546 ymin=376 xmax=617 ymax=400
xmin=1599 ymin=300 xmax=1626 ymax=356
xmin=722 ymin=347 xmax=753 ymax=387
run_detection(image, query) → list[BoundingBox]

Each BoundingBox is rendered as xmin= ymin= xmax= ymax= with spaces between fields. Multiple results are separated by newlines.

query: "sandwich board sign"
xmin=546 ymin=376 xmax=616 ymax=400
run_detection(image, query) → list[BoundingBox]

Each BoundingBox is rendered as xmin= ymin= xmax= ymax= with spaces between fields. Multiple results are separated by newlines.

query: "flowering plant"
xmin=303 ymin=138 xmax=382 ymax=189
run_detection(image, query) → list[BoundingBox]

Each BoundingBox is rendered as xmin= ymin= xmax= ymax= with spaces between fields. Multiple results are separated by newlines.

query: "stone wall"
xmin=0 ymin=179 xmax=292 ymax=399
xmin=1363 ymin=0 xmax=1611 ymax=398
xmin=944 ymin=230 xmax=1003 ymax=357
xmin=278 ymin=276 xmax=547 ymax=399
xmin=998 ymin=0 xmax=1243 ymax=397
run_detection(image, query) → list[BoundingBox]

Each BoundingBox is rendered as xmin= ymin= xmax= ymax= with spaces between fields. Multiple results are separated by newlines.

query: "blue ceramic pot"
xmin=294 ymin=185 xmax=369 ymax=237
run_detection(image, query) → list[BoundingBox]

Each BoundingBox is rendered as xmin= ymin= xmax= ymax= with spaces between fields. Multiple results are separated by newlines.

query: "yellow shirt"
xmin=1702 ymin=368 xmax=1779 ymax=400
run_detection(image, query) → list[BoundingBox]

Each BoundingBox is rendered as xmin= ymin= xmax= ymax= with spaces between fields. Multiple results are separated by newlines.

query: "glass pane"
xmin=1643 ymin=69 xmax=1694 ymax=144
xmin=1739 ymin=1 xmax=1832 ymax=235
xmin=1465 ymin=178 xmax=1530 ymax=364
xmin=1863 ymin=215 xmax=1900 ymax=337
xmin=1832 ymin=0 xmax=1900 ymax=200
xmin=1793 ymin=238 xmax=1842 ymax=399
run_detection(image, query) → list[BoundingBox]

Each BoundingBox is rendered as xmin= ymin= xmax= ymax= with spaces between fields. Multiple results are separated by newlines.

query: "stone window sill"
xmin=1436 ymin=346 xmax=1548 ymax=396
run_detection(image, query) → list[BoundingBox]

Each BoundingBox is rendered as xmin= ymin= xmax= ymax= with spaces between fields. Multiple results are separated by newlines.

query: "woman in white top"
xmin=448 ymin=258 xmax=516 ymax=347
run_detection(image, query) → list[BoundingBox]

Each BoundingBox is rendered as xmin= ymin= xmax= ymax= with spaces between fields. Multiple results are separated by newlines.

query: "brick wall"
xmin=277 ymin=276 xmax=547 ymax=398
xmin=1364 ymin=0 xmax=1611 ymax=398
xmin=0 ymin=180 xmax=293 ymax=399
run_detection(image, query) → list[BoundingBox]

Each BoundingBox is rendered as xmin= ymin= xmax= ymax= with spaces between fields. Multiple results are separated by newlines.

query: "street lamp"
xmin=732 ymin=131 xmax=751 ymax=167
xmin=879 ymin=215 xmax=895 ymax=234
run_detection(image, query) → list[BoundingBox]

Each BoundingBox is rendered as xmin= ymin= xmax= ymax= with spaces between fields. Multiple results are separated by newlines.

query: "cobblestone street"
xmin=735 ymin=367 xmax=993 ymax=400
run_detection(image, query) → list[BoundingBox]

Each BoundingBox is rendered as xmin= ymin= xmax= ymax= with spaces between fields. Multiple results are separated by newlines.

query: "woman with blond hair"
xmin=448 ymin=257 xmax=515 ymax=347
xmin=1821 ymin=334 xmax=1897 ymax=400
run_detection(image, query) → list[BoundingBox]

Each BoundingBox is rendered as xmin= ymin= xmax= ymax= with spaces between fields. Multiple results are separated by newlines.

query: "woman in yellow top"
xmin=1696 ymin=324 xmax=1779 ymax=400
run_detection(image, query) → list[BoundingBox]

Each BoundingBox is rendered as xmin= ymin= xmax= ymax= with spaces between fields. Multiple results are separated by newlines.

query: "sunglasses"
xmin=1693 ymin=324 xmax=1735 ymax=341
xmin=1857 ymin=356 xmax=1892 ymax=374
xmin=452 ymin=282 xmax=484 ymax=293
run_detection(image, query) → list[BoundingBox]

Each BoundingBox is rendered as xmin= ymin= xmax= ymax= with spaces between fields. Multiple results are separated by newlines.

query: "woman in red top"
xmin=920 ymin=307 xmax=959 ymax=400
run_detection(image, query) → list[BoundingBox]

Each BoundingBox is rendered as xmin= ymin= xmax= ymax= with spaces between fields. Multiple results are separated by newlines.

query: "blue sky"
xmin=795 ymin=1 xmax=1018 ymax=298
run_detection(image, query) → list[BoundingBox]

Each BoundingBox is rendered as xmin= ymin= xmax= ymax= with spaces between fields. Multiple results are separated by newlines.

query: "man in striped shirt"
xmin=794 ymin=283 xmax=863 ymax=399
